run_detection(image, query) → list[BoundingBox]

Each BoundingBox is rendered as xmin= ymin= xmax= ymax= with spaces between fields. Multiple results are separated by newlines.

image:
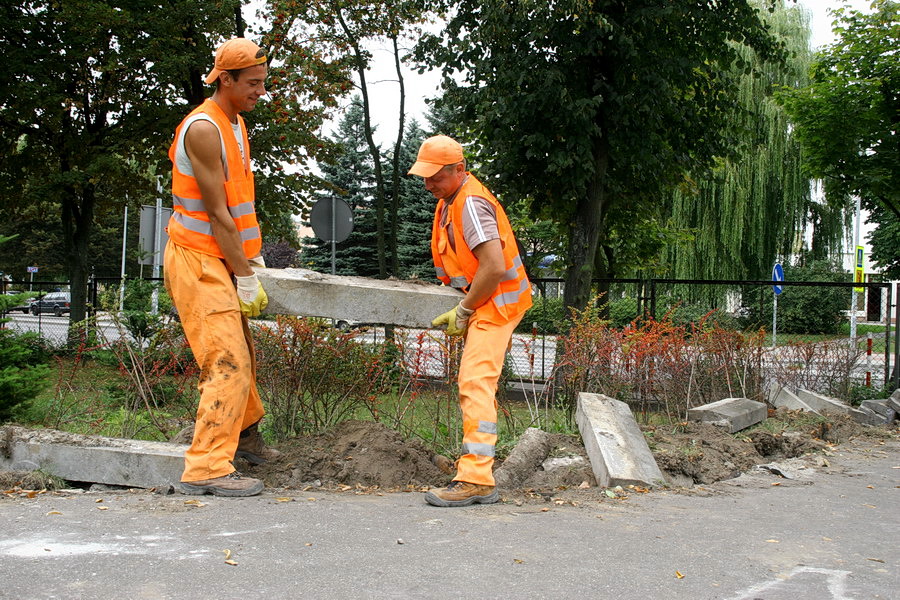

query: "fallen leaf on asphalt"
xmin=397 ymin=539 xmax=405 ymax=545
xmin=540 ymin=507 xmax=550 ymax=512
xmin=305 ymin=543 xmax=313 ymax=547
xmin=46 ymin=511 xmax=61 ymax=515
xmin=604 ymin=490 xmax=617 ymax=499
xmin=184 ymin=499 xmax=206 ymax=507
xmin=822 ymin=537 xmax=833 ymax=541
xmin=97 ymin=506 xmax=108 ymax=511
xmin=307 ymin=497 xmax=317 ymax=502
xmin=867 ymin=485 xmax=874 ymax=489
xmin=578 ymin=481 xmax=590 ymax=489
xmin=771 ymin=482 xmax=781 ymax=486
xmin=765 ymin=539 xmax=779 ymax=543
xmin=275 ymin=497 xmax=293 ymax=502
xmin=26 ymin=491 xmax=37 ymax=499
xmin=513 ymin=559 xmax=524 ymax=564
xmin=863 ymin=504 xmax=877 ymax=508
xmin=675 ymin=571 xmax=685 ymax=579
xmin=225 ymin=560 xmax=238 ymax=566
xmin=95 ymin=499 xmax=103 ymax=503
xmin=867 ymin=558 xmax=885 ymax=563
xmin=339 ymin=485 xmax=352 ymax=492
xmin=222 ymin=549 xmax=237 ymax=565
xmin=554 ymin=499 xmax=564 ymax=505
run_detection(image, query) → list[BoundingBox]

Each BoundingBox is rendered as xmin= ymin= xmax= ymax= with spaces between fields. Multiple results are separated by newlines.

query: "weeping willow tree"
xmin=664 ymin=1 xmax=847 ymax=287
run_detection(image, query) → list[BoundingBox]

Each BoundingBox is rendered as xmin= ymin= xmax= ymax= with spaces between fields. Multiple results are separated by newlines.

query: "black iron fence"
xmin=2 ymin=275 xmax=897 ymax=390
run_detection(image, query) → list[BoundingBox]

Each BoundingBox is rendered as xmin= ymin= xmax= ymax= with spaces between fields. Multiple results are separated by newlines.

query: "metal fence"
xmin=2 ymin=275 xmax=897 ymax=392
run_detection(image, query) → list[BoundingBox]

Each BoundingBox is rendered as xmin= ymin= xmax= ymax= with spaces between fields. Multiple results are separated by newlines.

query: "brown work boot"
xmin=180 ymin=471 xmax=263 ymax=497
xmin=235 ymin=422 xmax=282 ymax=465
xmin=431 ymin=454 xmax=456 ymax=476
xmin=424 ymin=480 xmax=499 ymax=507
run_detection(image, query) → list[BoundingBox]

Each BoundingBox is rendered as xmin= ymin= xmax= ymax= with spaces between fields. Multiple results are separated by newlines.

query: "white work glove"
xmin=248 ymin=255 xmax=267 ymax=268
xmin=432 ymin=302 xmax=474 ymax=336
xmin=235 ymin=273 xmax=268 ymax=317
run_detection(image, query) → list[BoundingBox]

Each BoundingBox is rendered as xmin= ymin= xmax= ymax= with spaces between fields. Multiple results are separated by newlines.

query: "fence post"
xmin=649 ymin=279 xmax=657 ymax=320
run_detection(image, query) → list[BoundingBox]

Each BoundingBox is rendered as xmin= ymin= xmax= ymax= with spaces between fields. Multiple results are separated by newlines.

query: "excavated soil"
xmin=235 ymin=409 xmax=893 ymax=495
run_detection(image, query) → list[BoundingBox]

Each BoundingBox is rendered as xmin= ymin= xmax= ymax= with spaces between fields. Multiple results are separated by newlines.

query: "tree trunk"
xmin=61 ymin=179 xmax=94 ymax=339
xmin=563 ymin=136 xmax=609 ymax=312
xmin=388 ymin=33 xmax=405 ymax=277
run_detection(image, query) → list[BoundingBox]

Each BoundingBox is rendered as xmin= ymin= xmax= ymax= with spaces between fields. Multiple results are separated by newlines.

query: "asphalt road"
xmin=1 ymin=438 xmax=897 ymax=600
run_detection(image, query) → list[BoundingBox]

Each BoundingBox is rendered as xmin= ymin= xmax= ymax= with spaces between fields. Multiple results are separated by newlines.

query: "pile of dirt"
xmin=243 ymin=409 xmax=891 ymax=493
xmin=249 ymin=420 xmax=449 ymax=490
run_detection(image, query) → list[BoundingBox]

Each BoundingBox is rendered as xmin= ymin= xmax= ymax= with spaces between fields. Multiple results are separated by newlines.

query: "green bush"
xmin=516 ymin=296 xmax=567 ymax=334
xmin=0 ymin=329 xmax=51 ymax=421
xmin=609 ymin=297 xmax=639 ymax=328
xmin=740 ymin=258 xmax=848 ymax=334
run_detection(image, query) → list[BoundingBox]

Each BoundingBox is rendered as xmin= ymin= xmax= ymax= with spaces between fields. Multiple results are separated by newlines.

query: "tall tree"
xmin=394 ymin=119 xmax=438 ymax=279
xmin=665 ymin=2 xmax=844 ymax=282
xmin=416 ymin=0 xmax=784 ymax=312
xmin=779 ymin=0 xmax=900 ymax=278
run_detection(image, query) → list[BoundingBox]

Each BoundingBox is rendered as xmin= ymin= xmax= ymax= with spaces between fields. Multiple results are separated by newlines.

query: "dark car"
xmin=3 ymin=290 xmax=34 ymax=314
xmin=30 ymin=291 xmax=71 ymax=316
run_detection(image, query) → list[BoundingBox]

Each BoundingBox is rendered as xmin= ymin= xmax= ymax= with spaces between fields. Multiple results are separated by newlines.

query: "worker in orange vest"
xmin=164 ymin=38 xmax=280 ymax=497
xmin=409 ymin=135 xmax=532 ymax=506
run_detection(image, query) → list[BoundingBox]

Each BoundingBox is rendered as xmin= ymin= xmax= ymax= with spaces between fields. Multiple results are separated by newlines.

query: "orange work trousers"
xmin=163 ymin=240 xmax=265 ymax=482
xmin=455 ymin=311 xmax=523 ymax=486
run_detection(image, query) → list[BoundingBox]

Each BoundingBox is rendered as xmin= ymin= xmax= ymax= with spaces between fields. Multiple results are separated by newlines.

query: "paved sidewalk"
xmin=1 ymin=438 xmax=897 ymax=600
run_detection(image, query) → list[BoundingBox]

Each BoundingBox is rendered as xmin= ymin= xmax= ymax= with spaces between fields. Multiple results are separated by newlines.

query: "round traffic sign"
xmin=310 ymin=198 xmax=354 ymax=243
xmin=772 ymin=262 xmax=784 ymax=295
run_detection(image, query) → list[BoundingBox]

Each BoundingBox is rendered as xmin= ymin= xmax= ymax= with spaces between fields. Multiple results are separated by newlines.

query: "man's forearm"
xmin=209 ymin=215 xmax=253 ymax=277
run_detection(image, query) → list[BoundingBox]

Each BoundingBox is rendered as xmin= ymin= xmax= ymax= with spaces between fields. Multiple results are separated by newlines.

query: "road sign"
xmin=854 ymin=246 xmax=865 ymax=292
xmin=310 ymin=198 xmax=354 ymax=243
xmin=27 ymin=266 xmax=38 ymax=273
xmin=772 ymin=263 xmax=784 ymax=295
xmin=138 ymin=205 xmax=172 ymax=266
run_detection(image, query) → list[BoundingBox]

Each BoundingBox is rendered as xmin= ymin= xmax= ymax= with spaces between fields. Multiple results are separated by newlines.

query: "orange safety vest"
xmin=167 ymin=99 xmax=262 ymax=259
xmin=431 ymin=174 xmax=532 ymax=325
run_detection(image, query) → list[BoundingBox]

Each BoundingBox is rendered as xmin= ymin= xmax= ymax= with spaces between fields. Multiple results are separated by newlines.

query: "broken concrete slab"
xmin=493 ymin=427 xmax=555 ymax=489
xmin=0 ymin=426 xmax=186 ymax=489
xmin=849 ymin=405 xmax=888 ymax=426
xmin=256 ymin=267 xmax=463 ymax=328
xmin=769 ymin=385 xmax=821 ymax=415
xmin=887 ymin=394 xmax=900 ymax=415
xmin=860 ymin=399 xmax=897 ymax=422
xmin=795 ymin=389 xmax=851 ymax=415
xmin=575 ymin=393 xmax=665 ymax=488
xmin=687 ymin=398 xmax=766 ymax=433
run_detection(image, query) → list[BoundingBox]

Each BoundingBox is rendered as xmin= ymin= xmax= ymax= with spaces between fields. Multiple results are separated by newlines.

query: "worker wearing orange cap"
xmin=409 ymin=135 xmax=532 ymax=507
xmin=164 ymin=38 xmax=280 ymax=497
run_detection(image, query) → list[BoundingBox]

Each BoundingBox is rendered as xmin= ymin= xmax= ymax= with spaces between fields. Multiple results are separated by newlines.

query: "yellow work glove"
xmin=235 ymin=273 xmax=268 ymax=317
xmin=432 ymin=302 xmax=474 ymax=336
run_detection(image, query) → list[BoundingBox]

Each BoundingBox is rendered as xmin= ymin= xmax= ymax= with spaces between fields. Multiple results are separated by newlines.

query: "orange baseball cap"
xmin=204 ymin=38 xmax=267 ymax=84
xmin=408 ymin=135 xmax=464 ymax=177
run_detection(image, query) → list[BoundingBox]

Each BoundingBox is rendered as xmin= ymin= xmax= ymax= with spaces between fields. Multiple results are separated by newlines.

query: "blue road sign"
xmin=772 ymin=262 xmax=784 ymax=295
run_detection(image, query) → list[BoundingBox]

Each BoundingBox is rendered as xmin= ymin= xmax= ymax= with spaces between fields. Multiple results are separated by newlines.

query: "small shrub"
xmin=516 ymin=295 xmax=567 ymax=334
xmin=0 ymin=329 xmax=51 ymax=421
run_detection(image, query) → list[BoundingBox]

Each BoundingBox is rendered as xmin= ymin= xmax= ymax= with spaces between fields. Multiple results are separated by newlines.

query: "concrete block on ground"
xmin=687 ymin=398 xmax=766 ymax=433
xmin=795 ymin=389 xmax=851 ymax=415
xmin=886 ymin=395 xmax=900 ymax=414
xmin=256 ymin=267 xmax=463 ymax=328
xmin=0 ymin=426 xmax=186 ymax=489
xmin=575 ymin=393 xmax=665 ymax=488
xmin=860 ymin=400 xmax=897 ymax=422
xmin=769 ymin=385 xmax=821 ymax=415
xmin=849 ymin=406 xmax=889 ymax=426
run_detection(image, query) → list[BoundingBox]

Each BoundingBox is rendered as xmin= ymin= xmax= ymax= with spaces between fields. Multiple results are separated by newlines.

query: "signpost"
xmin=772 ymin=262 xmax=784 ymax=349
xmin=310 ymin=198 xmax=354 ymax=275
xmin=27 ymin=266 xmax=38 ymax=291
xmin=851 ymin=245 xmax=864 ymax=341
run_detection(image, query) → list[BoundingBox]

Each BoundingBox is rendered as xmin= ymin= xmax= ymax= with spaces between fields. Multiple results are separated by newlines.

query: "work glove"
xmin=235 ymin=273 xmax=268 ymax=317
xmin=248 ymin=254 xmax=267 ymax=268
xmin=432 ymin=302 xmax=474 ymax=336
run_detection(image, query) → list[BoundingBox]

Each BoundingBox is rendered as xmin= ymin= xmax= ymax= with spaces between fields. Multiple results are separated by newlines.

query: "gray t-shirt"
xmin=440 ymin=194 xmax=500 ymax=252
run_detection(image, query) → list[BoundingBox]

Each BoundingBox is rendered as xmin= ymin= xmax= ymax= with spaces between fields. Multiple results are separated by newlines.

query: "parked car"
xmin=30 ymin=291 xmax=71 ymax=316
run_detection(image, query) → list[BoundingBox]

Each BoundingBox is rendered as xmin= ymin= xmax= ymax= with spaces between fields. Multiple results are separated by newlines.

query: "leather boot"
xmin=235 ymin=422 xmax=282 ymax=465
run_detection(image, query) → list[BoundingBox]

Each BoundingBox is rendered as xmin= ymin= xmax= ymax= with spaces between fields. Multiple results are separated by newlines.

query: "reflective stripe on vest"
xmin=430 ymin=174 xmax=532 ymax=325
xmin=166 ymin=99 xmax=262 ymax=259
xmin=461 ymin=442 xmax=496 ymax=458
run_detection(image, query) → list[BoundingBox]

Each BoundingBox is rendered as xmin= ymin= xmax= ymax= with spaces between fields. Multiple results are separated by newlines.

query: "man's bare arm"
xmin=464 ymin=239 xmax=506 ymax=310
xmin=184 ymin=120 xmax=253 ymax=277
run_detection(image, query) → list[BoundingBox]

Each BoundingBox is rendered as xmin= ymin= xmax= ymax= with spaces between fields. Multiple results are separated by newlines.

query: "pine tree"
xmin=394 ymin=120 xmax=437 ymax=280
xmin=302 ymin=99 xmax=381 ymax=277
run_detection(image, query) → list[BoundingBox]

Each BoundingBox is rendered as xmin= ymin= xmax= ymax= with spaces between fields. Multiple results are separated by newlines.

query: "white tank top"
xmin=174 ymin=114 xmax=245 ymax=179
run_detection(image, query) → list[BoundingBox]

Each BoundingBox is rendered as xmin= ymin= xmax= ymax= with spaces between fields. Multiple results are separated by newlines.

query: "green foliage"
xmin=779 ymin=1 xmax=900 ymax=278
xmin=0 ymin=330 xmax=51 ymax=422
xmin=416 ymin=0 xmax=785 ymax=312
xmin=741 ymin=258 xmax=850 ymax=334
xmin=516 ymin=296 xmax=567 ymax=335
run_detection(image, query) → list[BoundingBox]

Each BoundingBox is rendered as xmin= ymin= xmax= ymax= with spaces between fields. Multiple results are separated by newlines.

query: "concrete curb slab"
xmin=575 ymin=393 xmax=665 ymax=488
xmin=795 ymin=389 xmax=851 ymax=415
xmin=256 ymin=267 xmax=463 ymax=328
xmin=687 ymin=398 xmax=766 ymax=433
xmin=0 ymin=426 xmax=186 ymax=489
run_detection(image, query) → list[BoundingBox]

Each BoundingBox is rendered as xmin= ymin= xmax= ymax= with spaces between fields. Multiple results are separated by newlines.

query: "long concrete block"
xmin=0 ymin=426 xmax=185 ymax=489
xmin=687 ymin=398 xmax=766 ymax=433
xmin=887 ymin=394 xmax=900 ymax=415
xmin=860 ymin=400 xmax=896 ymax=422
xmin=256 ymin=267 xmax=463 ymax=328
xmin=850 ymin=405 xmax=888 ymax=426
xmin=769 ymin=385 xmax=820 ymax=415
xmin=795 ymin=389 xmax=851 ymax=415
xmin=575 ymin=393 xmax=665 ymax=488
